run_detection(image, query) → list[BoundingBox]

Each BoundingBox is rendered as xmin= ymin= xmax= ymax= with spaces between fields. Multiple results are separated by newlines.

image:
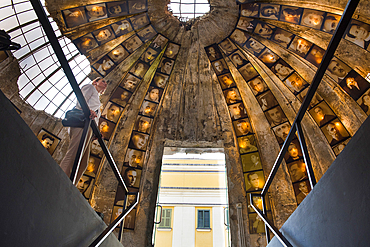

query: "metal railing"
xmin=248 ymin=0 xmax=360 ymax=246
xmin=29 ymin=0 xmax=134 ymax=246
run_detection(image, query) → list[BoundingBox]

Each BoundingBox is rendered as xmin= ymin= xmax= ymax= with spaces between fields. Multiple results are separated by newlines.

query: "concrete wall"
xmin=0 ymin=89 xmax=121 ymax=247
xmin=267 ymin=115 xmax=370 ymax=247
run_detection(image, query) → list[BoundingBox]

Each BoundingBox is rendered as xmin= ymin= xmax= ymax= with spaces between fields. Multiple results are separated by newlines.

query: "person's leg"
xmin=74 ymin=129 xmax=93 ymax=185
xmin=60 ymin=127 xmax=84 ymax=177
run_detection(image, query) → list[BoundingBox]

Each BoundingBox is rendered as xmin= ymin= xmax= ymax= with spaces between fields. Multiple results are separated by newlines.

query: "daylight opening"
xmin=168 ymin=0 xmax=210 ymax=22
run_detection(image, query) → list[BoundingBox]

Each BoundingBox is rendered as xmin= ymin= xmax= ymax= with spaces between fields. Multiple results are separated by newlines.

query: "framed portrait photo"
xmin=37 ymin=129 xmax=61 ymax=155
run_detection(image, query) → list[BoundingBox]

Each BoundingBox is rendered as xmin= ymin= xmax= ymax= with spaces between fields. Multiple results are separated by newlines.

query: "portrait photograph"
xmin=271 ymin=29 xmax=294 ymax=48
xmin=224 ymin=88 xmax=242 ymax=105
xmin=93 ymin=55 xmax=115 ymax=77
xmin=238 ymin=134 xmax=258 ymax=154
xmin=108 ymin=45 xmax=129 ymax=64
xmin=321 ymin=13 xmax=341 ymax=34
xmin=134 ymin=115 xmax=153 ymax=134
xmin=344 ymin=19 xmax=370 ymax=49
xmin=130 ymin=13 xmax=149 ymax=30
xmin=271 ymin=59 xmax=293 ymax=81
xmin=130 ymin=61 xmax=149 ymax=78
xmin=284 ymin=139 xmax=303 ymax=163
xmin=137 ymin=25 xmax=157 ymax=43
xmin=340 ymin=70 xmax=370 ymax=100
xmin=244 ymin=38 xmax=265 ymax=55
xmin=288 ymin=36 xmax=313 ymax=57
xmin=244 ymin=170 xmax=265 ymax=192
xmin=151 ymin=34 xmax=168 ymax=50
xmin=237 ymin=17 xmax=255 ymax=32
xmin=77 ymin=174 xmax=95 ymax=199
xmin=102 ymin=102 xmax=123 ymax=123
xmin=333 ymin=138 xmax=350 ymax=156
xmin=86 ymin=3 xmax=107 ymax=22
xmin=123 ymin=208 xmax=136 ymax=229
xmin=151 ymin=73 xmax=169 ymax=88
xmin=229 ymin=102 xmax=248 ymax=120
xmin=229 ymin=50 xmax=248 ymax=69
xmin=145 ymin=86 xmax=163 ymax=103
xmin=91 ymin=139 xmax=108 ymax=158
xmin=309 ymin=101 xmax=336 ymax=127
xmin=62 ymin=7 xmax=88 ymax=28
xmin=258 ymin=49 xmax=278 ymax=68
xmin=99 ymin=118 xmax=116 ymax=140
xmin=241 ymin=152 xmax=262 ymax=172
xmin=121 ymin=73 xmax=141 ymax=92
xmin=240 ymin=63 xmax=258 ymax=81
xmin=321 ymin=119 xmax=350 ymax=146
xmin=122 ymin=166 xmax=142 ymax=188
xmin=306 ymin=45 xmax=325 ymax=67
xmin=284 ymin=72 xmax=308 ymax=95
xmin=107 ymin=1 xmax=128 ymax=17
xmin=293 ymin=179 xmax=311 ymax=204
xmin=257 ymin=91 xmax=279 ymax=111
xmin=265 ymin=106 xmax=288 ymax=127
xmin=85 ymin=155 xmax=101 ymax=177
xmin=230 ymin=29 xmax=249 ymax=45
xmin=272 ymin=122 xmax=291 ymax=144
xmin=253 ymin=22 xmax=275 ymax=39
xmin=206 ymin=45 xmax=222 ymax=61
xmin=288 ymin=160 xmax=307 ymax=183
xmin=259 ymin=3 xmax=280 ymax=20
xmin=139 ymin=100 xmax=158 ymax=117
xmin=92 ymin=26 xmax=116 ymax=45
xmin=164 ymin=42 xmax=180 ymax=58
xmin=37 ymin=129 xmax=60 ymax=155
xmin=212 ymin=59 xmax=229 ymax=75
xmin=240 ymin=3 xmax=259 ymax=17
xmin=247 ymin=193 xmax=270 ymax=213
xmin=141 ymin=48 xmax=159 ymax=65
xmin=357 ymin=88 xmax=370 ymax=115
xmin=248 ymin=213 xmax=264 ymax=234
xmin=124 ymin=148 xmax=145 ymax=168
xmin=111 ymin=206 xmax=124 ymax=225
xmin=128 ymin=0 xmax=147 ymax=14
xmin=233 ymin=118 xmax=253 ymax=136
xmin=123 ymin=35 xmax=143 ymax=53
xmin=158 ymin=58 xmax=174 ymax=75
xmin=125 ymin=193 xmax=137 ymax=209
xmin=129 ymin=131 xmax=149 ymax=151
xmin=280 ymin=6 xmax=303 ymax=24
xmin=300 ymin=9 xmax=325 ymax=29
xmin=297 ymin=88 xmax=323 ymax=108
xmin=219 ymin=38 xmax=237 ymax=55
xmin=218 ymin=73 xmax=236 ymax=89
xmin=247 ymin=75 xmax=271 ymax=96
xmin=326 ymin=57 xmax=351 ymax=83
xmin=74 ymin=33 xmax=98 ymax=54
xmin=111 ymin=20 xmax=133 ymax=37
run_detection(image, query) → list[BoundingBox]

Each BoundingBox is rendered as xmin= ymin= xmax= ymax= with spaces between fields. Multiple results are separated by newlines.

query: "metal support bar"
xmin=250 ymin=194 xmax=293 ymax=247
xmin=261 ymin=195 xmax=270 ymax=243
xmin=154 ymin=204 xmax=163 ymax=224
xmin=88 ymin=192 xmax=140 ymax=247
xmin=296 ymin=122 xmax=317 ymax=188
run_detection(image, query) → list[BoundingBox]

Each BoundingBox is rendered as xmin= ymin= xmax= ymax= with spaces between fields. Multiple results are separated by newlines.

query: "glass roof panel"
xmin=169 ymin=0 xmax=210 ymax=20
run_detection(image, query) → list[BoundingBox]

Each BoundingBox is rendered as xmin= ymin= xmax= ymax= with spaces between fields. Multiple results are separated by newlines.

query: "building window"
xmin=168 ymin=0 xmax=210 ymax=21
xmin=159 ymin=209 xmax=172 ymax=228
xmin=197 ymin=209 xmax=210 ymax=229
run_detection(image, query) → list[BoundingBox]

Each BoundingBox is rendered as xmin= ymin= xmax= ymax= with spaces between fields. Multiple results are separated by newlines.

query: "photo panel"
xmin=151 ymin=73 xmax=169 ymax=88
xmin=92 ymin=55 xmax=115 ymax=77
xmin=164 ymin=42 xmax=180 ymax=58
xmin=145 ymin=86 xmax=163 ymax=103
xmin=306 ymin=45 xmax=325 ymax=67
xmin=333 ymin=138 xmax=351 ymax=156
xmin=91 ymin=139 xmax=108 ymax=158
xmin=259 ymin=3 xmax=280 ymax=20
xmin=229 ymin=102 xmax=248 ymax=120
xmin=293 ymin=179 xmax=311 ymax=204
xmin=258 ymin=49 xmax=278 ymax=68
xmin=247 ymin=193 xmax=271 ymax=213
xmin=123 ymin=208 xmax=136 ymax=229
xmin=321 ymin=119 xmax=350 ymax=146
xmin=241 ymin=152 xmax=262 ymax=172
xmin=280 ymin=6 xmax=303 ymax=24
xmin=37 ymin=129 xmax=60 ymax=155
xmin=271 ymin=59 xmax=293 ymax=81
xmin=212 ymin=59 xmax=229 ymax=75
xmin=237 ymin=17 xmax=255 ymax=32
xmin=108 ymin=45 xmax=129 ymax=64
xmin=309 ymin=101 xmax=336 ymax=127
xmin=229 ymin=50 xmax=248 ymax=69
xmin=284 ymin=72 xmax=308 ymax=95
xmin=151 ymin=34 xmax=168 ymax=51
xmin=321 ymin=13 xmax=341 ymax=34
xmin=141 ymin=47 xmax=159 ymax=65
xmin=244 ymin=170 xmax=265 ymax=192
xmin=288 ymin=160 xmax=307 ymax=183
xmin=139 ymin=100 xmax=158 ymax=117
xmin=102 ymin=102 xmax=123 ymax=123
xmin=111 ymin=19 xmax=133 ymax=37
xmin=300 ymin=9 xmax=325 ymax=29
xmin=219 ymin=38 xmax=237 ymax=55
xmin=123 ymin=35 xmax=143 ymax=53
xmin=297 ymin=87 xmax=323 ymax=108
xmin=284 ymin=139 xmax=303 ymax=163
xmin=326 ymin=57 xmax=351 ymax=83
xmin=344 ymin=19 xmax=370 ymax=49
xmin=99 ymin=117 xmax=116 ymax=140
xmin=240 ymin=63 xmax=258 ymax=81
xmin=130 ymin=60 xmax=149 ymax=78
xmin=248 ymin=212 xmax=273 ymax=234
xmin=248 ymin=76 xmax=268 ymax=95
xmin=107 ymin=1 xmax=128 ymax=17
xmin=92 ymin=26 xmax=116 ymax=45
xmin=244 ymin=38 xmax=266 ymax=55
xmin=134 ymin=115 xmax=153 ymax=134
xmin=121 ymin=73 xmax=141 ymax=92
xmin=85 ymin=154 xmax=101 ymax=177
xmin=111 ymin=205 xmax=124 ymax=225
xmin=125 ymin=193 xmax=137 ymax=209
xmin=288 ymin=36 xmax=313 ymax=57
xmin=230 ymin=29 xmax=249 ymax=45
xmin=224 ymin=88 xmax=242 ymax=105
xmin=124 ymin=148 xmax=145 ymax=168
xmin=264 ymin=106 xmax=288 ymax=127
xmin=121 ymin=166 xmax=142 ymax=188
xmin=74 ymin=33 xmax=98 ymax=54
xmin=357 ymin=88 xmax=370 ymax=115
xmin=253 ymin=22 xmax=275 ymax=39
xmin=218 ymin=73 xmax=236 ymax=89
xmin=130 ymin=13 xmax=149 ymax=30
xmin=86 ymin=3 xmax=108 ymax=22
xmin=62 ymin=7 xmax=88 ymax=28
xmin=114 ymin=185 xmax=126 ymax=206
xmin=77 ymin=174 xmax=95 ymax=199
xmin=340 ymin=70 xmax=370 ymax=100
xmin=271 ymin=29 xmax=294 ymax=48
xmin=137 ymin=25 xmax=156 ymax=43
xmin=157 ymin=57 xmax=174 ymax=75
xmin=257 ymin=91 xmax=279 ymax=111
xmin=272 ymin=122 xmax=291 ymax=144
xmin=128 ymin=0 xmax=147 ymax=14
xmin=240 ymin=3 xmax=259 ymax=17
xmin=238 ymin=134 xmax=258 ymax=154
xmin=233 ymin=118 xmax=253 ymax=136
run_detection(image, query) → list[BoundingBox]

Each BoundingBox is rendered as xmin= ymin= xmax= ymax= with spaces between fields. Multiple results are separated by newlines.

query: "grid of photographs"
xmin=205 ymin=43 xmax=273 ymax=234
xmin=110 ymin=39 xmax=180 ymax=232
xmin=62 ymin=0 xmax=148 ymax=29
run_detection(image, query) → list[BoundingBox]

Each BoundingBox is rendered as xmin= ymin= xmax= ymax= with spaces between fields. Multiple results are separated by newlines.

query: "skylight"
xmin=168 ymin=0 xmax=210 ymax=21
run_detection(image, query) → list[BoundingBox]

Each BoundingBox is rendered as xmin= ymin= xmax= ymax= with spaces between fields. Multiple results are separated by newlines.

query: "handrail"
xmin=253 ymin=0 xmax=360 ymax=245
